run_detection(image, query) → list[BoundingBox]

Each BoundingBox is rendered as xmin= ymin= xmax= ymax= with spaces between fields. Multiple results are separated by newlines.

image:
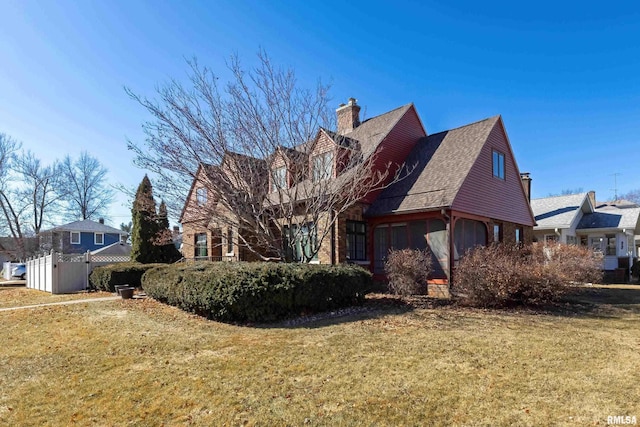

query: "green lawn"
xmin=0 ymin=285 xmax=639 ymax=426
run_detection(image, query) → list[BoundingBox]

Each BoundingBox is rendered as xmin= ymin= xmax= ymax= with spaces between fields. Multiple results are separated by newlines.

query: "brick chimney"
xmin=336 ymin=98 xmax=361 ymax=135
xmin=520 ymin=172 xmax=532 ymax=202
xmin=98 ymin=218 xmax=104 ymax=224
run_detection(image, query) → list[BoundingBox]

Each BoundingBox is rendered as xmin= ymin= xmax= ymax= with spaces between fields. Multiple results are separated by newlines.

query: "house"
xmin=39 ymin=219 xmax=126 ymax=254
xmin=530 ymin=192 xmax=640 ymax=273
xmin=91 ymin=241 xmax=132 ymax=257
xmin=180 ymin=99 xmax=535 ymax=296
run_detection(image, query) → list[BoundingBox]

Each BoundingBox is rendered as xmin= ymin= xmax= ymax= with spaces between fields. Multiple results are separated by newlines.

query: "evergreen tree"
xmin=157 ymin=200 xmax=182 ymax=263
xmin=130 ymin=175 xmax=161 ymax=263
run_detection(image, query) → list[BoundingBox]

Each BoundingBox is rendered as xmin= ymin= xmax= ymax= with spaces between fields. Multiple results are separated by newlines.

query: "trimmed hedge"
xmin=90 ymin=262 xmax=166 ymax=292
xmin=142 ymin=262 xmax=373 ymax=322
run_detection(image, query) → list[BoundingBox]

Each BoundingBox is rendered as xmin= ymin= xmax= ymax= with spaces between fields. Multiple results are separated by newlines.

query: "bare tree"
xmin=60 ymin=151 xmax=115 ymax=220
xmin=12 ymin=151 xmax=63 ymax=234
xmin=127 ymin=51 xmax=407 ymax=262
xmin=0 ymin=134 xmax=24 ymax=257
xmin=617 ymin=189 xmax=640 ymax=205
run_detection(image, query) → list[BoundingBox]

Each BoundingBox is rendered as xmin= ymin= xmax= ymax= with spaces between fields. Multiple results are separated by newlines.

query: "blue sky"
xmin=2 ymin=0 xmax=639 ymax=226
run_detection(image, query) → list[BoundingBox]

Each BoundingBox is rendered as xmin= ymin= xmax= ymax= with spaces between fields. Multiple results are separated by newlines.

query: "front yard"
xmin=1 ymin=285 xmax=639 ymax=425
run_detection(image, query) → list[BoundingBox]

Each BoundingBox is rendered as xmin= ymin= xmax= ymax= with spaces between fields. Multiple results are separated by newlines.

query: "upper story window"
xmin=271 ymin=166 xmax=287 ymax=192
xmin=312 ymin=152 xmax=334 ymax=182
xmin=196 ymin=187 xmax=207 ymax=206
xmin=492 ymin=150 xmax=505 ymax=179
xmin=70 ymin=232 xmax=80 ymax=245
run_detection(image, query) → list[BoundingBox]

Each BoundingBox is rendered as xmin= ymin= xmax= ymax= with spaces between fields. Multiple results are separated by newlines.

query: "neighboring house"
xmin=39 ymin=219 xmax=126 ymax=254
xmin=181 ymin=99 xmax=535 ymax=295
xmin=530 ymin=192 xmax=640 ymax=271
xmin=91 ymin=241 xmax=132 ymax=257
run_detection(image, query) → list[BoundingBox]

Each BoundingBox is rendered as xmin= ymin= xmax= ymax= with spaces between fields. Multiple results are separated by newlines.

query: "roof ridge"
xmin=426 ymin=115 xmax=499 ymax=138
xmin=531 ymin=192 xmax=588 ymax=201
xmin=360 ymin=103 xmax=412 ymax=124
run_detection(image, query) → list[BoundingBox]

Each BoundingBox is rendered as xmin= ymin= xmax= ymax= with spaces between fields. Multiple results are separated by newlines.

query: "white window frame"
xmin=94 ymin=233 xmax=104 ymax=246
xmin=492 ymin=150 xmax=505 ymax=180
xmin=196 ymin=187 xmax=207 ymax=206
xmin=312 ymin=152 xmax=334 ymax=182
xmin=271 ymin=166 xmax=287 ymax=192
xmin=70 ymin=231 xmax=81 ymax=245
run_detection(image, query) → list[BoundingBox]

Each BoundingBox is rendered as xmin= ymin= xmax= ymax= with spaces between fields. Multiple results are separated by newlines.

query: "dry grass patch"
xmin=0 ymin=286 xmax=113 ymax=309
xmin=0 ymin=287 xmax=639 ymax=425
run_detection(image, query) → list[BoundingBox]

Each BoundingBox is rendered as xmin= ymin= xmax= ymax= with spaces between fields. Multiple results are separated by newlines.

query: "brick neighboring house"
xmin=180 ymin=99 xmax=535 ymax=295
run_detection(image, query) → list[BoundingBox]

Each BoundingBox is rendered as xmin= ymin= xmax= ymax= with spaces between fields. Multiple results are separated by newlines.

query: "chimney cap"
xmin=348 ymin=97 xmax=357 ymax=105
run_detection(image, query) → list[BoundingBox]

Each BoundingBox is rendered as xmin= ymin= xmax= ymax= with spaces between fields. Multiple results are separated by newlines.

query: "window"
xmin=493 ymin=223 xmax=503 ymax=243
xmin=226 ymin=228 xmax=234 ymax=254
xmin=94 ymin=233 xmax=104 ymax=245
xmin=70 ymin=232 xmax=80 ymax=245
xmin=346 ymin=221 xmax=367 ymax=261
xmin=544 ymin=234 xmax=558 ymax=245
xmin=285 ymin=223 xmax=317 ymax=262
xmin=373 ymin=219 xmax=447 ymax=276
xmin=271 ymin=166 xmax=286 ymax=192
xmin=312 ymin=152 xmax=334 ymax=182
xmin=605 ymin=235 xmax=616 ymax=256
xmin=492 ymin=150 xmax=505 ymax=179
xmin=195 ymin=233 xmax=208 ymax=259
xmin=453 ymin=219 xmax=487 ymax=260
xmin=566 ymin=235 xmax=577 ymax=245
xmin=196 ymin=187 xmax=207 ymax=206
xmin=515 ymin=227 xmax=523 ymax=244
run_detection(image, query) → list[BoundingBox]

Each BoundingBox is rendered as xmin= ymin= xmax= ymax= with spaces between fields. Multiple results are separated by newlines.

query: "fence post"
xmin=85 ymin=250 xmax=91 ymax=291
xmin=51 ymin=251 xmax=59 ymax=294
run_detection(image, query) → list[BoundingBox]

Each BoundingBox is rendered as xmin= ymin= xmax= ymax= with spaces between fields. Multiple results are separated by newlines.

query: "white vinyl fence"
xmin=26 ymin=251 xmax=129 ymax=294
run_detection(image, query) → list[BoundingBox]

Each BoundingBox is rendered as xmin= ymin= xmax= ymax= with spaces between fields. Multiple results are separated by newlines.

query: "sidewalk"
xmin=0 ymin=296 xmax=121 ymax=312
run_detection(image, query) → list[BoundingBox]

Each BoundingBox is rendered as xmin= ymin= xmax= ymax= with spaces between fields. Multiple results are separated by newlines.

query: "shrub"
xmin=89 ymin=262 xmax=166 ymax=292
xmin=384 ymin=248 xmax=432 ymax=296
xmin=453 ymin=243 xmax=602 ymax=308
xmin=142 ymin=262 xmax=373 ymax=323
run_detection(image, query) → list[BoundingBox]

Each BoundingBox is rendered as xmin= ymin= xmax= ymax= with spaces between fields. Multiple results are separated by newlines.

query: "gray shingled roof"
xmin=577 ymin=205 xmax=640 ymax=231
xmin=48 ymin=219 xmax=123 ymax=234
xmin=344 ymin=104 xmax=413 ymax=157
xmin=365 ymin=116 xmax=499 ymax=216
xmin=530 ymin=193 xmax=590 ymax=229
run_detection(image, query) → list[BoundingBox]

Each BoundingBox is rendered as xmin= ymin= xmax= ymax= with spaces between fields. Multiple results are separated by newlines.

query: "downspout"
xmin=441 ymin=208 xmax=452 ymax=283
xmin=330 ymin=209 xmax=336 ymax=264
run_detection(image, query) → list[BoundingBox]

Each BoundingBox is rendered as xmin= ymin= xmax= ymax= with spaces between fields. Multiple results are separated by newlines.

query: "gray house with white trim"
xmin=531 ymin=192 xmax=640 ymax=271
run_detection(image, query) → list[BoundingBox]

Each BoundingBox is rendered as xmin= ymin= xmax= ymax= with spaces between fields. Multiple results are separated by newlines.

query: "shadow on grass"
xmin=260 ymin=286 xmax=640 ymax=328
xmin=534 ymin=285 xmax=640 ymax=319
xmin=257 ymin=295 xmax=454 ymax=329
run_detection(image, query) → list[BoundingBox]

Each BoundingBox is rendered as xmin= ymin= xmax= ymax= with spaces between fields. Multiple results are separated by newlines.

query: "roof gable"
xmin=531 ymin=193 xmax=592 ymax=230
xmin=366 ymin=116 xmax=499 ymax=216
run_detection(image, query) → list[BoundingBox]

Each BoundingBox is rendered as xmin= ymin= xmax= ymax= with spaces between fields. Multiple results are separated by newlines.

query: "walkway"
xmin=0 ymin=296 xmax=121 ymax=312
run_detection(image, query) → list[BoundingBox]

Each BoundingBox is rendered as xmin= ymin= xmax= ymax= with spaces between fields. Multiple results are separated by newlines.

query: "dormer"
xmin=269 ymin=146 xmax=308 ymax=192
